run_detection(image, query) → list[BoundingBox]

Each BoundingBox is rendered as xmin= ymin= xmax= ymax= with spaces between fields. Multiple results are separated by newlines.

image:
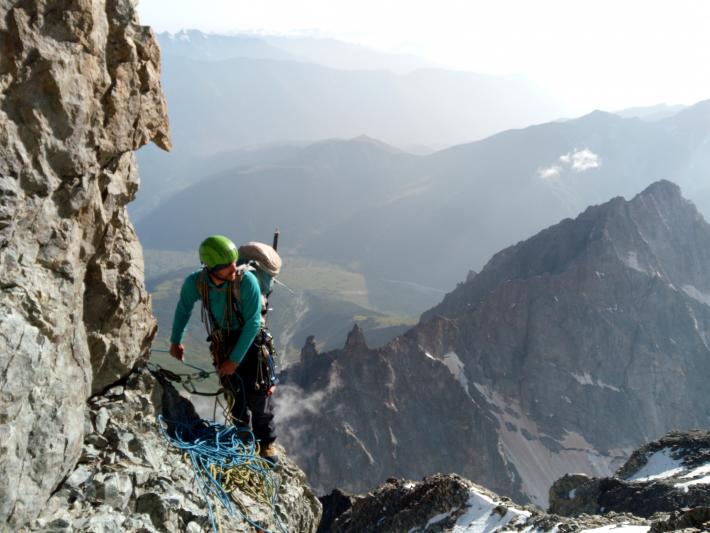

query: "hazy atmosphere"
xmin=4 ymin=0 xmax=710 ymax=531
xmin=138 ymin=0 xmax=710 ymax=114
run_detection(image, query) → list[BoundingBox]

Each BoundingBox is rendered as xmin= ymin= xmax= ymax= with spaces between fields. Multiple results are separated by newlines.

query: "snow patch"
xmin=571 ymin=372 xmax=621 ymax=392
xmin=579 ymin=526 xmax=649 ymax=533
xmin=682 ymin=284 xmax=710 ymax=307
xmin=680 ymin=463 xmax=710 ymax=479
xmin=627 ymin=448 xmax=684 ymax=482
xmin=475 ymin=382 xmax=623 ymax=507
xmin=451 ymin=486 xmax=530 ymax=532
xmin=675 ymin=474 xmax=710 ymax=492
xmin=623 ymin=251 xmax=647 ymax=273
xmin=674 ymin=462 xmax=710 ymax=491
xmin=442 ymin=352 xmax=471 ymax=396
xmin=426 ymin=509 xmax=454 ymax=527
xmin=342 ymin=422 xmax=375 ymax=465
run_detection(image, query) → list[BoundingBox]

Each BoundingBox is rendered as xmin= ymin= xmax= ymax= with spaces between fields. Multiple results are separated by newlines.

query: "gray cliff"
xmin=0 ymin=0 xmax=170 ymax=526
xmin=0 ymin=3 xmax=323 ymax=532
xmin=281 ymin=180 xmax=710 ymax=507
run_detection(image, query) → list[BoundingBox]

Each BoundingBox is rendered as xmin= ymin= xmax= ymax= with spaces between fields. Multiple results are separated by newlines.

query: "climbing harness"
xmin=253 ymin=330 xmax=280 ymax=394
xmin=157 ymin=415 xmax=288 ymax=533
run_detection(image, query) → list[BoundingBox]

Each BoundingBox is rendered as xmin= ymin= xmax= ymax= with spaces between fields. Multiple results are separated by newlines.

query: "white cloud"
xmin=537 ymin=165 xmax=561 ymax=179
xmin=537 ymin=148 xmax=601 ymax=180
xmin=273 ymin=367 xmax=342 ymax=473
xmin=571 ymin=148 xmax=600 ymax=171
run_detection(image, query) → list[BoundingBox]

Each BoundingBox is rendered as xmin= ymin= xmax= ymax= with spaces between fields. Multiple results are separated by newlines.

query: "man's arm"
xmin=169 ymin=272 xmax=201 ymax=359
xmin=227 ymin=271 xmax=262 ymax=364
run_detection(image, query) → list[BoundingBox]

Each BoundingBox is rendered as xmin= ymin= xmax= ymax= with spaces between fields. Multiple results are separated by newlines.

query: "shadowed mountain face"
xmin=277 ymin=181 xmax=710 ymax=507
xmin=137 ymin=101 xmax=710 ymax=314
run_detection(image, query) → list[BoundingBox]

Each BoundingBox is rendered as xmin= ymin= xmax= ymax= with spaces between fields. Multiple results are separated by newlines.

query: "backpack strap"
xmin=196 ymin=269 xmax=218 ymax=337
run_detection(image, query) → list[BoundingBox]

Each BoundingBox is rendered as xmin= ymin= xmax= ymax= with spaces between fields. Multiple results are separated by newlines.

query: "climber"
xmin=169 ymin=235 xmax=280 ymax=464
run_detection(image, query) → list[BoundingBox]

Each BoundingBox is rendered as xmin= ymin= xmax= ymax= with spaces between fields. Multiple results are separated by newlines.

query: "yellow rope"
xmin=209 ymin=457 xmax=275 ymax=506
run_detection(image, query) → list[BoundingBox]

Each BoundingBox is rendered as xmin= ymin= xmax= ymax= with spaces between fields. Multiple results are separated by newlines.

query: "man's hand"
xmin=169 ymin=343 xmax=184 ymax=361
xmin=218 ymin=359 xmax=238 ymax=377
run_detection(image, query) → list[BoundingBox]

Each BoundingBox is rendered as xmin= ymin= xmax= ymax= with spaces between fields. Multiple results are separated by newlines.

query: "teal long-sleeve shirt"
xmin=170 ymin=269 xmax=262 ymax=364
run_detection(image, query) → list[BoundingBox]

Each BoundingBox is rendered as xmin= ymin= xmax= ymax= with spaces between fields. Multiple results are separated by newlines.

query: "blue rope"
xmin=158 ymin=415 xmax=288 ymax=533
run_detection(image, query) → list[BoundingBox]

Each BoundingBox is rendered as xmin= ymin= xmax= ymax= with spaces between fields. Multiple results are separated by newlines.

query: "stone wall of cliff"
xmin=0 ymin=0 xmax=170 ymax=526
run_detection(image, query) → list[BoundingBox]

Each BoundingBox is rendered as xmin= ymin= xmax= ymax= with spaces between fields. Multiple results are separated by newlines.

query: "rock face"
xmin=0 ymin=0 xmax=169 ymax=527
xmin=321 ymin=470 xmax=710 ymax=532
xmin=320 ymin=431 xmax=710 ymax=532
xmin=280 ymin=181 xmax=710 ymax=507
xmin=550 ymin=430 xmax=710 ymax=518
xmin=25 ymin=366 xmax=322 ymax=533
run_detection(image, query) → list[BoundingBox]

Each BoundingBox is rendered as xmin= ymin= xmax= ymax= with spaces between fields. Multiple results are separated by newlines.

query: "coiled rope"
xmin=158 ymin=416 xmax=288 ymax=533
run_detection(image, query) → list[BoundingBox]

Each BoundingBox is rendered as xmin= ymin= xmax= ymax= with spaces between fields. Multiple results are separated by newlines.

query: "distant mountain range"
xmin=150 ymin=30 xmax=567 ymax=154
xmin=614 ymin=102 xmax=687 ymax=121
xmin=137 ymin=99 xmax=710 ymax=314
xmin=158 ymin=30 xmax=438 ymax=73
xmin=279 ymin=181 xmax=710 ymax=506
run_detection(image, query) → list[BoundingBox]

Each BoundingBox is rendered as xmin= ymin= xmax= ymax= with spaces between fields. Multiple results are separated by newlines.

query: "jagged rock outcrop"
xmin=550 ymin=430 xmax=710 ymax=519
xmin=279 ymin=324 xmax=518 ymax=501
xmin=0 ymin=0 xmax=169 ymax=527
xmin=318 ymin=473 xmax=653 ymax=533
xmin=280 ymin=181 xmax=710 ymax=507
xmin=320 ymin=430 xmax=710 ymax=532
xmin=24 ymin=366 xmax=321 ymax=533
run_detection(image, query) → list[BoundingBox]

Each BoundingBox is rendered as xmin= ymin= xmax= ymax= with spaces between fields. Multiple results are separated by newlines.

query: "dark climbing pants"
xmin=220 ymin=342 xmax=276 ymax=446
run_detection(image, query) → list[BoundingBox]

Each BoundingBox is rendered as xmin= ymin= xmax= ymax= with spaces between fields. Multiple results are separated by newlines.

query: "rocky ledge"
xmin=20 ymin=367 xmax=321 ymax=533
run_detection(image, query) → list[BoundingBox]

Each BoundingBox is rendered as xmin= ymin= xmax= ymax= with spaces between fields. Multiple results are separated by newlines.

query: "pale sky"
xmin=137 ymin=0 xmax=710 ymax=113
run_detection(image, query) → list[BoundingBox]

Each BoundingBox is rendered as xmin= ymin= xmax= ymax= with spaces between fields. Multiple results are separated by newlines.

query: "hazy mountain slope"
xmin=261 ymin=34 xmax=436 ymax=72
xmin=305 ymin=101 xmax=710 ymax=303
xmin=158 ymin=30 xmax=298 ymax=62
xmin=279 ymin=181 xmax=710 ymax=507
xmin=136 ymin=137 xmax=423 ymax=251
xmin=158 ymin=31 xmax=436 ymax=73
xmin=137 ymin=101 xmax=710 ymax=314
xmin=133 ymin=142 xmax=304 ymax=221
xmin=158 ymin=53 xmax=564 ymax=154
xmin=614 ymin=102 xmax=687 ymax=121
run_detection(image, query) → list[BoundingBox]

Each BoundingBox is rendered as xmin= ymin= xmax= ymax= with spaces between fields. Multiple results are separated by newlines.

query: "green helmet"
xmin=199 ymin=235 xmax=238 ymax=269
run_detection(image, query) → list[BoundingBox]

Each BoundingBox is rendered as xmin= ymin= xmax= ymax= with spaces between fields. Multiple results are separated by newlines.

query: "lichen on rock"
xmin=0 ymin=0 xmax=170 ymax=527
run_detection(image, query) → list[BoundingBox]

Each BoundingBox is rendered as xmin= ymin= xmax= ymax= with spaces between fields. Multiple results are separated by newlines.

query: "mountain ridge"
xmin=278 ymin=181 xmax=710 ymax=507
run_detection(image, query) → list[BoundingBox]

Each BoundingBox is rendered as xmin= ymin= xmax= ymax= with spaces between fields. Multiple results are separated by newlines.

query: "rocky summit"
xmin=319 ymin=430 xmax=710 ymax=532
xmin=279 ymin=180 xmax=710 ymax=507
